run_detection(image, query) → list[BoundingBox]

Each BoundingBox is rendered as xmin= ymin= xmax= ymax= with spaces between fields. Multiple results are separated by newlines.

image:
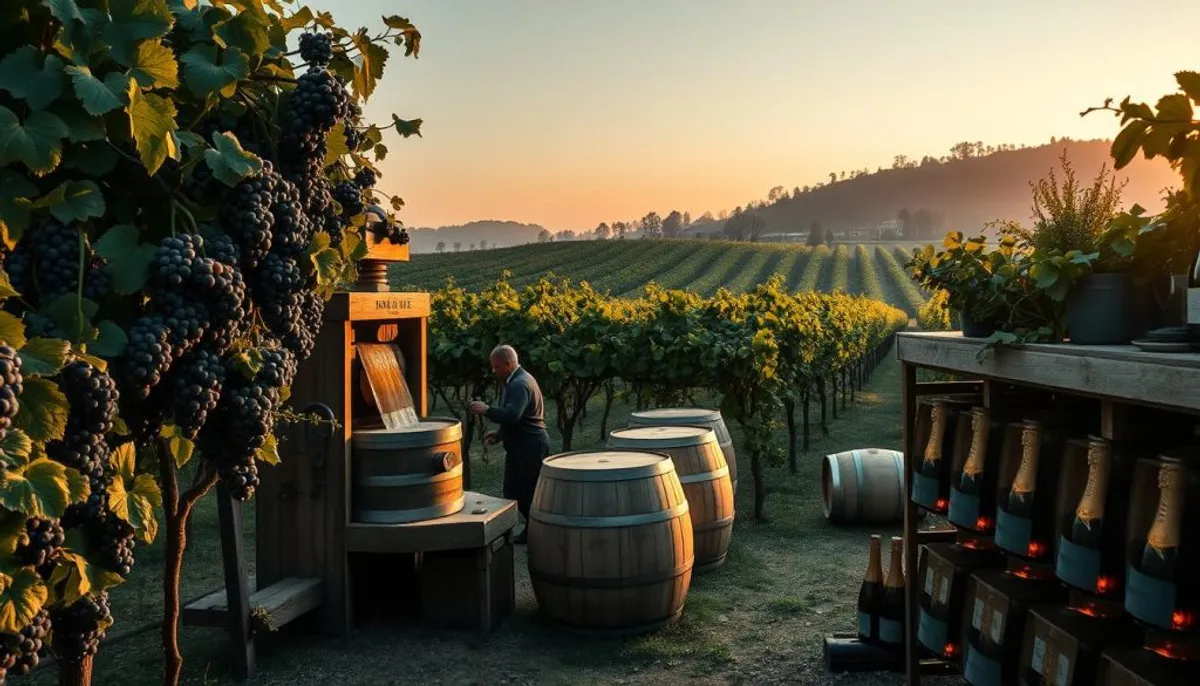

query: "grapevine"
xmin=0 ymin=2 xmax=423 ymax=684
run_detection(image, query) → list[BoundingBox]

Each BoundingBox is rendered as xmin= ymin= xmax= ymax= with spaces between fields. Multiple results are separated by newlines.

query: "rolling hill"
xmin=390 ymin=239 xmax=928 ymax=316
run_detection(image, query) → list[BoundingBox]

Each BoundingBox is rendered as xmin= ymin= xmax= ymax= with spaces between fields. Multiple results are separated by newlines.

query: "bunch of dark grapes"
xmin=220 ymin=164 xmax=279 ymax=270
xmin=15 ymin=518 xmax=65 ymax=577
xmin=333 ymin=181 xmax=364 ymax=217
xmin=149 ymin=234 xmax=202 ymax=289
xmin=199 ymin=228 xmax=241 ymax=267
xmin=46 ymin=428 xmax=109 ymax=481
xmin=258 ymin=348 xmax=297 ymax=393
xmin=171 ymin=348 xmax=225 ymax=440
xmin=287 ymin=68 xmax=352 ymax=134
xmin=219 ymin=453 xmax=260 ymax=501
xmin=299 ymin=31 xmax=334 ymax=67
xmin=6 ymin=609 xmax=50 ymax=676
xmin=0 ymin=345 xmax=22 ymax=439
xmin=50 ymin=594 xmax=110 ymax=664
xmin=26 ymin=221 xmax=110 ymax=305
xmin=95 ymin=516 xmax=136 ymax=576
xmin=354 ymin=167 xmax=377 ymax=190
xmin=270 ymin=178 xmax=315 ymax=258
xmin=117 ymin=315 xmax=175 ymax=399
xmin=3 ymin=244 xmax=32 ymax=299
xmin=60 ymin=361 xmax=118 ymax=433
xmin=153 ymin=291 xmax=209 ymax=351
xmin=198 ymin=113 xmax=261 ymax=156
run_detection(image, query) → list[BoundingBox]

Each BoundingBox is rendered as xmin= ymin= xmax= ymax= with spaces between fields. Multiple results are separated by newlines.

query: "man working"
xmin=468 ymin=344 xmax=550 ymax=544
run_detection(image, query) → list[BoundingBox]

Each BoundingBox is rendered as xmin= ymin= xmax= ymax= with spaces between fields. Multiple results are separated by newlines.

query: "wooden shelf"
xmin=345 ymin=492 xmax=518 ymax=554
xmin=897 ymin=331 xmax=1200 ymax=414
xmin=895 ymin=331 xmax=1200 ymax=685
xmin=183 ymin=577 xmax=323 ymax=630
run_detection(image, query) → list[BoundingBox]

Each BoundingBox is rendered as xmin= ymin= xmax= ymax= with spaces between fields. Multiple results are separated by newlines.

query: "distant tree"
xmin=594 ymin=222 xmax=611 ymax=240
xmin=723 ymin=211 xmax=765 ymax=241
xmin=717 ymin=209 xmax=729 ymax=221
xmin=824 ymin=228 xmax=834 ymax=244
xmin=840 ymin=171 xmax=846 ymax=180
xmin=806 ymin=221 xmax=823 ymax=246
xmin=950 ymin=141 xmax=977 ymax=160
xmin=613 ymin=221 xmax=628 ymax=239
xmin=537 ymin=229 xmax=552 ymax=243
xmin=662 ymin=210 xmax=684 ymax=238
xmin=556 ymin=229 xmax=577 ymax=241
xmin=793 ymin=186 xmax=802 ymax=198
xmin=698 ymin=211 xmax=716 ymax=224
xmin=436 ymin=241 xmax=446 ymax=253
xmin=454 ymin=241 xmax=462 ymax=251
xmin=639 ymin=212 xmax=663 ymax=238
xmin=479 ymin=240 xmax=488 ymax=250
xmin=912 ymin=208 xmax=935 ymax=239
xmin=896 ymin=208 xmax=912 ymax=238
xmin=682 ymin=211 xmax=692 ymax=228
xmin=829 ymin=172 xmax=837 ymax=184
xmin=767 ymin=185 xmax=786 ymax=203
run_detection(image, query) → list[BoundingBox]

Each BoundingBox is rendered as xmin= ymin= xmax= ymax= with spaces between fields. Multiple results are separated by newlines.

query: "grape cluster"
xmin=354 ymin=167 xmax=377 ymax=190
xmin=0 ymin=345 xmax=22 ymax=439
xmin=299 ymin=31 xmax=334 ymax=67
xmin=171 ymin=349 xmax=225 ymax=440
xmin=26 ymin=221 xmax=110 ymax=305
xmin=47 ymin=362 xmax=118 ymax=480
xmin=15 ymin=518 xmax=64 ymax=577
xmin=221 ymin=164 xmax=280 ymax=270
xmin=3 ymin=245 xmax=32 ymax=298
xmin=333 ymin=181 xmax=364 ymax=218
xmin=96 ymin=517 xmax=136 ymax=576
xmin=50 ymin=593 xmax=110 ymax=664
xmin=118 ymin=315 xmax=175 ymax=400
xmin=6 ymin=609 xmax=50 ymax=676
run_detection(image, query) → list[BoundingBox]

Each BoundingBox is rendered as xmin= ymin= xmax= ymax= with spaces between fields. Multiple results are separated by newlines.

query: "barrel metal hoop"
xmin=529 ymin=559 xmax=694 ymax=589
xmin=531 ymin=501 xmax=689 ymax=528
xmin=540 ymin=455 xmax=677 ymax=482
xmin=891 ymin=450 xmax=905 ymax=519
xmin=358 ymin=463 xmax=463 ymax=487
xmin=679 ymin=466 xmax=730 ymax=485
xmin=352 ymin=416 xmax=464 ymax=449
xmin=693 ymin=514 xmax=735 ymax=533
xmin=608 ymin=427 xmax=718 ymax=450
xmin=828 ymin=455 xmax=842 ymax=517
xmin=354 ymin=496 xmax=465 ymax=524
xmin=852 ymin=451 xmax=865 ymax=521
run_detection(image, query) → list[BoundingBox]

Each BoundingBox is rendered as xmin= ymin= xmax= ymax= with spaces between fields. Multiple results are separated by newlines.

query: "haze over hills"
xmin=406 ymin=138 xmax=1180 ymax=250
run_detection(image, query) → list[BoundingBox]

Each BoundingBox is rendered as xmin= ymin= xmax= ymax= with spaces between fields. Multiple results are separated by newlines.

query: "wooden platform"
xmin=345 ymin=491 xmax=518 ymax=553
xmin=183 ymin=577 xmax=323 ymax=631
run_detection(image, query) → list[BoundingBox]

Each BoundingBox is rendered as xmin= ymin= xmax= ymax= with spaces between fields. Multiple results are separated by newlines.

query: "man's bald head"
xmin=490 ymin=345 xmax=518 ymax=378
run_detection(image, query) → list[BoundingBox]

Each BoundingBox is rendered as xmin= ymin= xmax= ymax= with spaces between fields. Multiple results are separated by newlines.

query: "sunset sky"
xmin=306 ymin=0 xmax=1200 ymax=232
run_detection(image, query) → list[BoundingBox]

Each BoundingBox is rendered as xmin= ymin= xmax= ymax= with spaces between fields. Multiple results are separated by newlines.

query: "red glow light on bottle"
xmin=1172 ymin=610 xmax=1195 ymax=631
xmin=935 ymin=498 xmax=948 ymax=512
xmin=1095 ymin=576 xmax=1114 ymax=595
xmin=1026 ymin=541 xmax=1045 ymax=558
xmin=975 ymin=516 xmax=991 ymax=531
xmin=943 ymin=643 xmax=958 ymax=658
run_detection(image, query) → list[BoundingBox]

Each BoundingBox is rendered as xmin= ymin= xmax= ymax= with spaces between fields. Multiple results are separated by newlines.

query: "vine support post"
xmin=216 ymin=483 xmax=255 ymax=682
xmin=55 ymin=653 xmax=93 ymax=686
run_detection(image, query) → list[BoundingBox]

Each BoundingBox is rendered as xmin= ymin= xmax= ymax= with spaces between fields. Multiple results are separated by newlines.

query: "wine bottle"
xmin=1068 ymin=437 xmax=1111 ymax=549
xmin=1140 ymin=457 xmax=1186 ymax=579
xmin=958 ymin=407 xmax=989 ymax=495
xmin=879 ymin=536 xmax=907 ymax=647
xmin=858 ymin=535 xmax=884 ymax=642
xmin=1006 ymin=420 xmax=1041 ymax=518
xmin=920 ymin=402 xmax=947 ymax=476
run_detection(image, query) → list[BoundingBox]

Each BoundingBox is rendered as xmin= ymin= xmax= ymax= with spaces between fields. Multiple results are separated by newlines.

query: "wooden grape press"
xmin=183 ymin=228 xmax=518 ymax=679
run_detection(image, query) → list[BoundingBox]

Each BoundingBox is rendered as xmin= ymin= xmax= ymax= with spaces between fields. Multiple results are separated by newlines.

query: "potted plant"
xmin=907 ymin=232 xmax=1012 ymax=338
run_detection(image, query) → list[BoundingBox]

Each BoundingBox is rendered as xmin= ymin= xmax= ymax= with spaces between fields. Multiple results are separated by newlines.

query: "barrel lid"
xmin=352 ymin=417 xmax=462 ymax=449
xmin=541 ymin=450 xmax=676 ymax=482
xmin=630 ymin=407 xmax=720 ymax=422
xmin=608 ymin=425 xmax=715 ymax=449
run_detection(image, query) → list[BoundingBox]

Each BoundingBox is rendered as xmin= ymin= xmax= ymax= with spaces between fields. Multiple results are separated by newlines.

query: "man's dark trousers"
xmin=502 ymin=430 xmax=551 ymax=519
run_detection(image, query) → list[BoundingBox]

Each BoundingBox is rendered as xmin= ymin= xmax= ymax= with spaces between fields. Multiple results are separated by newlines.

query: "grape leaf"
xmin=107 ymin=443 xmax=162 ymax=544
xmin=373 ymin=143 xmax=388 ymax=161
xmin=0 ymin=452 xmax=87 ymax=518
xmin=96 ymin=225 xmax=156 ymax=294
xmin=0 ymin=172 xmax=35 ymax=247
xmin=0 ymin=512 xmax=23 ymax=557
xmin=0 ymin=430 xmax=32 ymax=470
xmin=392 ymin=114 xmax=422 ymax=138
xmin=179 ymin=44 xmax=249 ymax=99
xmin=17 ymin=338 xmax=70 ymax=377
xmin=13 ymin=377 xmax=70 ymax=443
xmin=203 ymin=131 xmax=262 ymax=187
xmin=0 ymin=272 xmax=17 ymax=300
xmin=323 ymin=123 xmax=349 ymax=167
xmin=73 ymin=351 xmax=106 ymax=373
xmin=351 ymin=31 xmax=388 ymax=101
xmin=159 ymin=424 xmax=194 ymax=468
xmin=0 ymin=312 xmax=26 ymax=349
xmin=129 ymin=39 xmax=180 ymax=89
xmin=53 ymin=99 xmax=110 ymax=143
xmin=311 ymin=248 xmax=341 ymax=285
xmin=382 ymin=15 xmax=415 ymax=30
xmin=47 ymin=549 xmax=125 ymax=607
xmin=0 ymin=47 xmax=65 ymax=110
xmin=256 ymin=433 xmax=279 ymax=466
xmin=45 ymin=0 xmax=84 ymax=25
xmin=216 ymin=7 xmax=272 ymax=59
xmin=1177 ymin=71 xmax=1200 ymax=104
xmin=40 ymin=294 xmax=98 ymax=345
xmin=0 ymin=568 xmax=47 ymax=635
xmin=105 ymin=0 xmax=175 ymax=66
xmin=64 ymin=66 xmax=124 ymax=116
xmin=33 ymin=180 xmax=105 ymax=224
xmin=0 ymin=107 xmax=69 ymax=177
xmin=125 ymin=84 xmax=178 ymax=175
xmin=92 ymin=320 xmax=129 ymax=358
xmin=281 ymin=7 xmax=313 ymax=31
xmin=64 ymin=141 xmax=119 ymax=176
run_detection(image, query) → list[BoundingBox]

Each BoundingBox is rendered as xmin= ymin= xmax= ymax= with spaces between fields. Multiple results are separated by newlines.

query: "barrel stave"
xmin=350 ymin=418 xmax=466 ymax=524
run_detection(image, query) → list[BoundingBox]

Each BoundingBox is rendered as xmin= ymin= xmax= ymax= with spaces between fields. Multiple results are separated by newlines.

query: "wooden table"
xmin=895 ymin=331 xmax=1200 ymax=684
xmin=346 ymin=491 xmax=519 ymax=635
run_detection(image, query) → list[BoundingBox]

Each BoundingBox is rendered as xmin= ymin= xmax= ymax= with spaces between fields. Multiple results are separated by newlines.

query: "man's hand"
xmin=484 ymin=431 xmax=500 ymax=446
xmin=468 ymin=400 xmax=489 ymax=415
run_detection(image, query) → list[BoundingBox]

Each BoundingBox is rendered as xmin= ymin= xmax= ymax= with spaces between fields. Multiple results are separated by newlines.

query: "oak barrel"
xmin=527 ymin=450 xmax=694 ymax=634
xmin=821 ymin=448 xmax=906 ymax=524
xmin=350 ymin=418 xmax=465 ymax=523
xmin=629 ymin=407 xmax=738 ymax=494
xmin=607 ymin=425 xmax=734 ymax=573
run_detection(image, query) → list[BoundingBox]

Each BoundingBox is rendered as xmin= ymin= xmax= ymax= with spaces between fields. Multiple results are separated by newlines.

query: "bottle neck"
xmin=923 ymin=404 xmax=946 ymax=465
xmin=865 ymin=537 xmax=883 ymax=582
xmin=1075 ymin=441 xmax=1110 ymax=523
xmin=1011 ymin=422 xmax=1041 ymax=494
xmin=1147 ymin=462 xmax=1186 ymax=550
xmin=962 ymin=409 xmax=989 ymax=477
xmin=885 ymin=540 xmax=905 ymax=589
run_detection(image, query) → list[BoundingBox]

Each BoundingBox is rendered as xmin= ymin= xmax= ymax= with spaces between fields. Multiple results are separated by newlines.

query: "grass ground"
xmin=23 ymin=357 xmax=936 ymax=686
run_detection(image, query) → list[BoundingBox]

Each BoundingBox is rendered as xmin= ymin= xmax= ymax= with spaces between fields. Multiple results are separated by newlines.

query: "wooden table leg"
xmin=477 ymin=543 xmax=494 ymax=636
xmin=217 ymin=484 xmax=255 ymax=681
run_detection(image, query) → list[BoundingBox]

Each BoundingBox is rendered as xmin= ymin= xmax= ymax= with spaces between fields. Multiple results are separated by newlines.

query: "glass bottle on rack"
xmin=857 ymin=535 xmax=884 ymax=642
xmin=1006 ymin=420 xmax=1041 ymax=518
xmin=919 ymin=402 xmax=947 ymax=478
xmin=958 ymin=407 xmax=989 ymax=496
xmin=1140 ymin=457 xmax=1185 ymax=580
xmin=1068 ymin=437 xmax=1111 ymax=549
xmin=879 ymin=536 xmax=907 ymax=648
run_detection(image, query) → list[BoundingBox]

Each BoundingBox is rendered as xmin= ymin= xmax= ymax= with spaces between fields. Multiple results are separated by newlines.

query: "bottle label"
xmin=949 ymin=487 xmax=981 ymax=529
xmin=965 ymin=642 xmax=1003 ymax=686
xmin=879 ymin=618 xmax=904 ymax=644
xmin=1125 ymin=564 xmax=1177 ymax=629
xmin=1054 ymin=653 xmax=1070 ymax=686
xmin=911 ymin=470 xmax=940 ymax=510
xmin=1188 ymin=288 xmax=1200 ymax=324
xmin=989 ymin=609 xmax=1004 ymax=644
xmin=1031 ymin=636 xmax=1046 ymax=674
xmin=857 ymin=610 xmax=872 ymax=639
xmin=972 ymin=598 xmax=984 ymax=630
xmin=1054 ymin=535 xmax=1102 ymax=592
xmin=995 ymin=507 xmax=1033 ymax=556
xmin=938 ymin=575 xmax=950 ymax=605
xmin=924 ymin=568 xmax=935 ymax=597
xmin=918 ymin=607 xmax=948 ymax=654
